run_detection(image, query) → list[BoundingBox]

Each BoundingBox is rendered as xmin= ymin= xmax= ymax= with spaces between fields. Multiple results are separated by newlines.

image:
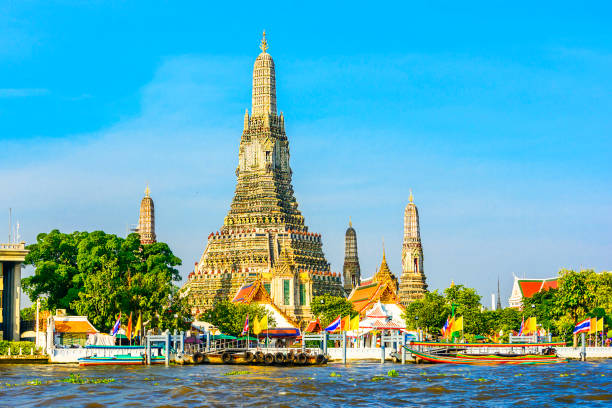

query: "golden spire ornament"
xmin=409 ymin=188 xmax=414 ymax=203
xmin=145 ymin=184 xmax=150 ymax=197
xmin=260 ymin=30 xmax=268 ymax=53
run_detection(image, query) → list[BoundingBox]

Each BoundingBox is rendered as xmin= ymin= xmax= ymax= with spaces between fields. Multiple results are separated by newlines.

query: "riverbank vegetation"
xmin=22 ymin=229 xmax=190 ymax=332
xmin=403 ymin=269 xmax=612 ymax=343
xmin=198 ymin=300 xmax=275 ymax=337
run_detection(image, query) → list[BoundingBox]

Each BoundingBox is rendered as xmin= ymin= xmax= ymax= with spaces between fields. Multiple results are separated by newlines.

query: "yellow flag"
xmin=126 ymin=312 xmax=133 ymax=340
xmin=134 ymin=312 xmax=142 ymax=337
xmin=252 ymin=316 xmax=261 ymax=335
xmin=350 ymin=315 xmax=360 ymax=331
xmin=453 ymin=316 xmax=463 ymax=332
xmin=260 ymin=314 xmax=268 ymax=331
xmin=527 ymin=316 xmax=537 ymax=334
xmin=597 ymin=318 xmax=604 ymax=332
xmin=589 ymin=318 xmax=597 ymax=334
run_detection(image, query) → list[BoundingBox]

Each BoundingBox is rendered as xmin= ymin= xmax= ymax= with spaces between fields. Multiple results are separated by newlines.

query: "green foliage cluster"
xmin=310 ymin=294 xmax=356 ymax=327
xmin=61 ymin=373 xmax=115 ymax=384
xmin=22 ymin=229 xmax=188 ymax=332
xmin=199 ymin=299 xmax=275 ymax=337
xmin=0 ymin=341 xmax=40 ymax=355
xmin=402 ymin=269 xmax=612 ymax=342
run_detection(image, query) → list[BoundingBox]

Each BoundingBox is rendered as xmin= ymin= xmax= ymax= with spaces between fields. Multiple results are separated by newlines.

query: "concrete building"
xmin=0 ymin=242 xmax=28 ymax=341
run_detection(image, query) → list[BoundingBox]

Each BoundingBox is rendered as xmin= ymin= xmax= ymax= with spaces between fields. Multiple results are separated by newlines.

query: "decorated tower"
xmin=342 ymin=218 xmax=361 ymax=293
xmin=399 ymin=190 xmax=427 ymax=304
xmin=137 ymin=185 xmax=156 ymax=245
xmin=183 ymin=32 xmax=343 ymax=323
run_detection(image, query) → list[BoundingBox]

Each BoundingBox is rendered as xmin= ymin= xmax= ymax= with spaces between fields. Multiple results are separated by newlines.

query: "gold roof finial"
xmin=409 ymin=189 xmax=414 ymax=203
xmin=260 ymin=30 xmax=268 ymax=53
xmin=145 ymin=184 xmax=150 ymax=197
xmin=349 ymin=216 xmax=352 ymax=228
xmin=451 ymin=280 xmax=455 ymax=287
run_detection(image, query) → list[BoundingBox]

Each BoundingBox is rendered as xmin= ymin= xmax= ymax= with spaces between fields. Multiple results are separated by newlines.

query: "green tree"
xmin=23 ymin=230 xmax=184 ymax=332
xmin=443 ymin=284 xmax=482 ymax=314
xmin=402 ymin=290 xmax=450 ymax=332
xmin=555 ymin=269 xmax=596 ymax=325
xmin=523 ymin=288 xmax=559 ymax=331
xmin=310 ymin=294 xmax=356 ymax=328
xmin=200 ymin=299 xmax=274 ymax=337
xmin=22 ymin=230 xmax=88 ymax=313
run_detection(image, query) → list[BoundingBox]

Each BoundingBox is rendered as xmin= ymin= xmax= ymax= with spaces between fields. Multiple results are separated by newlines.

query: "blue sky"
xmin=1 ymin=1 xmax=611 ymax=308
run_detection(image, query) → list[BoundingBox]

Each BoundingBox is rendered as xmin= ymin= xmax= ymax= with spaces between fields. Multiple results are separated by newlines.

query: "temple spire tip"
xmin=260 ymin=30 xmax=268 ymax=53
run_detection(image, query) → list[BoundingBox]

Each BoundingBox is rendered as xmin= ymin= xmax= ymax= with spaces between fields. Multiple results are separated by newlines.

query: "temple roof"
xmin=517 ymin=277 xmax=558 ymax=298
xmin=53 ymin=316 xmax=98 ymax=334
xmin=231 ymin=279 xmax=299 ymax=328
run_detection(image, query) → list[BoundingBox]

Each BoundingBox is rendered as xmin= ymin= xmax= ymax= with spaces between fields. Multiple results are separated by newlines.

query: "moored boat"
xmin=78 ymin=354 xmax=166 ymax=366
xmin=405 ymin=347 xmax=567 ymax=365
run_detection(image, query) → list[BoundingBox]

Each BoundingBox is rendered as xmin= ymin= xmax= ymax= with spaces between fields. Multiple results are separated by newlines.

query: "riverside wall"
xmin=556 ymin=347 xmax=612 ymax=359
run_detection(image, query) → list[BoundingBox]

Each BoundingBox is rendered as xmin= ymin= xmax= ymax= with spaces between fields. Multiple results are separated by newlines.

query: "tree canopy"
xmin=199 ymin=299 xmax=275 ymax=337
xmin=310 ymin=294 xmax=356 ymax=327
xmin=23 ymin=229 xmax=187 ymax=332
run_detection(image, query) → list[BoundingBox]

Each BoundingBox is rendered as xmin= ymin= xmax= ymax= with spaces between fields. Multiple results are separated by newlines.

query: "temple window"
xmin=283 ymin=279 xmax=290 ymax=305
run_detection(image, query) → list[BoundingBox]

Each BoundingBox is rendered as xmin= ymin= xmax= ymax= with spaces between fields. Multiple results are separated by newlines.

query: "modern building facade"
xmin=398 ymin=191 xmax=428 ymax=305
xmin=0 ymin=242 xmax=28 ymax=341
xmin=183 ymin=32 xmax=343 ymax=323
xmin=342 ymin=219 xmax=361 ymax=294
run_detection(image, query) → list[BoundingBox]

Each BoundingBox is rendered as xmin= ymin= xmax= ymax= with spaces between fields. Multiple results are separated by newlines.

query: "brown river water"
xmin=1 ymin=360 xmax=611 ymax=407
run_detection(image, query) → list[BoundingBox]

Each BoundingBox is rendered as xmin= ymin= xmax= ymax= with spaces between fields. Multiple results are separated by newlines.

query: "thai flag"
xmin=111 ymin=313 xmax=121 ymax=336
xmin=573 ymin=318 xmax=591 ymax=334
xmin=241 ymin=315 xmax=249 ymax=335
xmin=441 ymin=317 xmax=449 ymax=336
xmin=324 ymin=316 xmax=342 ymax=332
xmin=518 ymin=316 xmax=525 ymax=335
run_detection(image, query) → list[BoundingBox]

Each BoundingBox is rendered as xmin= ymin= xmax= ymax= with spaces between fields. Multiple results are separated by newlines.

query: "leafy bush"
xmin=0 ymin=341 xmax=40 ymax=355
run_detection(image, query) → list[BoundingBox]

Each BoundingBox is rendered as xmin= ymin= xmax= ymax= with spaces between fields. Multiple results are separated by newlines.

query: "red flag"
xmin=241 ymin=314 xmax=249 ymax=336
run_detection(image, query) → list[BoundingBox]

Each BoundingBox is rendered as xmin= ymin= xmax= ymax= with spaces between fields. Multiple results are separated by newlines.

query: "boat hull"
xmin=406 ymin=347 xmax=567 ymax=365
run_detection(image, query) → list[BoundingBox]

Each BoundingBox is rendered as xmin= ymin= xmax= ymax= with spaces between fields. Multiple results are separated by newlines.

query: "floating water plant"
xmin=371 ymin=376 xmax=386 ymax=382
xmin=27 ymin=380 xmax=42 ymax=386
xmin=61 ymin=373 xmax=115 ymax=384
xmin=329 ymin=372 xmax=341 ymax=377
xmin=387 ymin=369 xmax=399 ymax=377
xmin=223 ymin=370 xmax=250 ymax=376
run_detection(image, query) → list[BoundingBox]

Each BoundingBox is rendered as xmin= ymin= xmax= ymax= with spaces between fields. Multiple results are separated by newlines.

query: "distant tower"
xmin=496 ymin=277 xmax=502 ymax=310
xmin=137 ymin=185 xmax=156 ymax=244
xmin=343 ymin=218 xmax=361 ymax=293
xmin=399 ymin=190 xmax=427 ymax=305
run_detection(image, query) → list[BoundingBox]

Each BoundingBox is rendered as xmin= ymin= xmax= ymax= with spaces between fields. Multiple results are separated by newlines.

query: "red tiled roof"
xmin=305 ymin=319 xmax=321 ymax=333
xmin=518 ymin=278 xmax=558 ymax=299
xmin=54 ymin=320 xmax=98 ymax=334
xmin=232 ymin=282 xmax=256 ymax=304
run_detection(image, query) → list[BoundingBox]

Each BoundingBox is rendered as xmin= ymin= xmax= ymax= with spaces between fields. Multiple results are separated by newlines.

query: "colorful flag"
xmin=253 ymin=316 xmax=261 ymax=335
xmin=453 ymin=316 xmax=463 ymax=332
xmin=111 ymin=312 xmax=121 ymax=336
xmin=448 ymin=316 xmax=456 ymax=337
xmin=135 ymin=311 xmax=142 ymax=337
xmin=241 ymin=315 xmax=249 ymax=335
xmin=324 ymin=316 xmax=342 ymax=332
xmin=518 ymin=316 xmax=525 ymax=335
xmin=525 ymin=317 xmax=537 ymax=334
xmin=573 ymin=318 xmax=591 ymax=334
xmin=126 ymin=312 xmax=133 ymax=339
xmin=589 ymin=318 xmax=597 ymax=334
xmin=341 ymin=315 xmax=351 ymax=331
xmin=260 ymin=314 xmax=268 ymax=332
xmin=441 ymin=317 xmax=450 ymax=337
xmin=596 ymin=318 xmax=604 ymax=332
xmin=350 ymin=315 xmax=360 ymax=331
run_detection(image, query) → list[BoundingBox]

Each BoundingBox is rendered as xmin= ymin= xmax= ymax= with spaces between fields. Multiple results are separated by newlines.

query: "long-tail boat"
xmin=78 ymin=354 xmax=165 ymax=366
xmin=405 ymin=347 xmax=567 ymax=365
xmin=404 ymin=341 xmax=567 ymax=365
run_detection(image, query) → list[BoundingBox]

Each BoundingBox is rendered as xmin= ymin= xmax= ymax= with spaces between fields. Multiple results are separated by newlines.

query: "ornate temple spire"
xmin=399 ymin=191 xmax=427 ymax=305
xmin=497 ymin=276 xmax=502 ymax=310
xmin=252 ymin=30 xmax=277 ymax=116
xmin=138 ymin=185 xmax=156 ymax=245
xmin=343 ymin=218 xmax=361 ymax=293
